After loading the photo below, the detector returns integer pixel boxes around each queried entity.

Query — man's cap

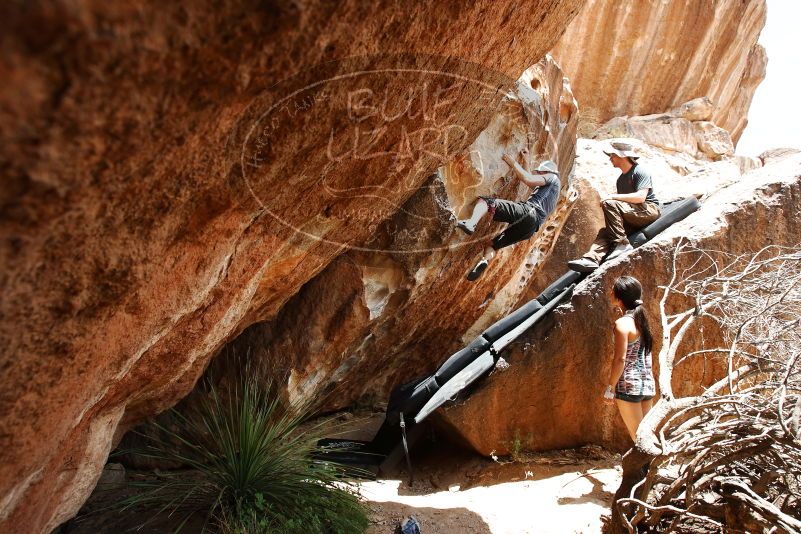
[535,160,559,174]
[603,142,640,160]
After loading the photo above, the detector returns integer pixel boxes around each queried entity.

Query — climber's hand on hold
[501,153,515,168]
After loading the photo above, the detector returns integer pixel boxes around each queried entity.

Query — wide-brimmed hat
[603,142,639,160]
[534,160,559,174]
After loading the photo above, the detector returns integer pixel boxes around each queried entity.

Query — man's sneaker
[456,220,476,235]
[467,258,489,281]
[567,258,599,273]
[606,242,634,262]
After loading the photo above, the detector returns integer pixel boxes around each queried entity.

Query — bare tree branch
[611,243,801,533]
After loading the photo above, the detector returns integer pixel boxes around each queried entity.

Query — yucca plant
[119,373,369,533]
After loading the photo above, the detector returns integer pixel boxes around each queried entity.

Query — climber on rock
[456,148,561,281]
[568,142,660,273]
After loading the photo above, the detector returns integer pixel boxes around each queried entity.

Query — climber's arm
[502,153,547,188]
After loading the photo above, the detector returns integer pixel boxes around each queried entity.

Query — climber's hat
[533,160,559,175]
[604,142,640,160]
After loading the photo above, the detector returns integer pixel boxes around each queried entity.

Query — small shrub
[507,429,533,463]
[119,374,369,533]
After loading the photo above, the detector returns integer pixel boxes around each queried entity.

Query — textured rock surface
[694,121,735,159]
[0,2,584,531]
[551,0,767,143]
[215,56,579,411]
[671,97,714,122]
[616,115,698,156]
[593,103,736,162]
[760,148,801,166]
[438,152,801,454]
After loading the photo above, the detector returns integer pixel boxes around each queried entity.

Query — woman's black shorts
[616,392,654,403]
[480,197,544,250]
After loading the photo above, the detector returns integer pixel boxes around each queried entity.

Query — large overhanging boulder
[0,2,585,531]
[551,0,767,143]
[213,55,579,412]
[436,150,801,454]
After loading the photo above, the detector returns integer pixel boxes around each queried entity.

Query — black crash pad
[630,197,701,247]
[480,298,543,343]
[434,335,491,384]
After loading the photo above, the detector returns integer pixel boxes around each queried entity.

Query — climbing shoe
[456,220,476,235]
[606,242,634,261]
[567,258,599,273]
[467,258,489,281]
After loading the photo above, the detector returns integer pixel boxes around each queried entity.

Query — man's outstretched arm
[502,152,547,188]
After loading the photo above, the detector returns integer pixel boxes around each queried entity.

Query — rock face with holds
[0,2,587,531]
[436,148,801,454]
[214,56,579,413]
[551,0,767,143]
[0,0,783,530]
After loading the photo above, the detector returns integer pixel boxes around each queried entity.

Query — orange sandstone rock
[215,56,579,413]
[0,2,583,531]
[551,0,767,144]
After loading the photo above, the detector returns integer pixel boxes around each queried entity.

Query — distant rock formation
[592,98,736,162]
[438,149,801,454]
[551,0,767,143]
[0,2,583,531]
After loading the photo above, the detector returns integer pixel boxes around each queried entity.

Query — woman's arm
[607,320,630,390]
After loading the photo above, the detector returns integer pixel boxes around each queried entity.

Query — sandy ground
[304,411,624,533]
[362,446,622,534]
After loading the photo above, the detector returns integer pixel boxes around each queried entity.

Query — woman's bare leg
[641,398,654,417]
[616,399,644,441]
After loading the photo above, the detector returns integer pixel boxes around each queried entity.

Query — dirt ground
[363,444,622,534]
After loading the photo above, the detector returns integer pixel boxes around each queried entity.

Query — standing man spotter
[456,149,560,281]
[568,142,659,273]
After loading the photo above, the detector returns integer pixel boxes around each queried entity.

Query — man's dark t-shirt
[527,174,561,216]
[616,163,658,204]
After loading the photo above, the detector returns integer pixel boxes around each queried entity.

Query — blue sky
[737,0,801,156]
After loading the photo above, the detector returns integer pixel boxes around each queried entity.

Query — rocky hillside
[551,0,767,142]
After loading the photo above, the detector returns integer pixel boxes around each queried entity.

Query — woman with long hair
[603,276,656,440]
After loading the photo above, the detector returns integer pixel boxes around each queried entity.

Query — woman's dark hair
[613,276,653,353]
